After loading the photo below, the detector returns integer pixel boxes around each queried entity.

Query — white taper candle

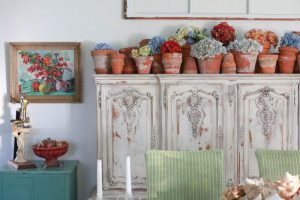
[97,159,103,198]
[126,156,132,196]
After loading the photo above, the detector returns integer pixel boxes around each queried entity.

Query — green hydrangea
[131,45,151,58]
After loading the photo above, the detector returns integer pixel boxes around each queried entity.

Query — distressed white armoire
[94,74,299,198]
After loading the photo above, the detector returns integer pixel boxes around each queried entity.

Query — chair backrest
[256,149,300,181]
[145,150,224,200]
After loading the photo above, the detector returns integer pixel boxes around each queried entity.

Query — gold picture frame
[10,42,81,103]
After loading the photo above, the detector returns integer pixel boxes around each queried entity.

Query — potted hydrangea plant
[191,38,227,74]
[91,43,116,74]
[211,22,236,73]
[278,32,300,73]
[169,26,209,69]
[160,40,182,74]
[148,36,166,74]
[228,39,262,73]
[245,29,278,53]
[130,45,153,74]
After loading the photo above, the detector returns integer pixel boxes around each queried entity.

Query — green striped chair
[145,150,224,200]
[256,149,300,181]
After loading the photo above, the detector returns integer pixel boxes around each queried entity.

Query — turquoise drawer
[0,160,77,200]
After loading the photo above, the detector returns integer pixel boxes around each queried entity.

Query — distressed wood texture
[237,81,298,182]
[94,74,300,198]
[95,75,160,190]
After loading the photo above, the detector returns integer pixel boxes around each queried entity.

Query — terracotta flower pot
[292,31,300,36]
[278,54,296,73]
[233,51,258,74]
[162,53,182,74]
[261,41,271,54]
[134,56,153,74]
[181,44,191,73]
[119,47,138,74]
[197,54,223,74]
[111,53,125,74]
[183,57,198,74]
[278,47,298,56]
[222,52,236,74]
[258,54,278,74]
[151,54,164,74]
[182,44,191,60]
[91,50,116,74]
[139,39,149,47]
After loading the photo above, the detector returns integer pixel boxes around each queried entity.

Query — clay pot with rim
[261,41,271,54]
[197,54,223,74]
[278,47,298,73]
[119,47,138,74]
[181,44,191,73]
[183,57,198,74]
[139,39,149,47]
[233,51,258,74]
[162,53,182,74]
[258,54,278,74]
[134,56,153,74]
[91,50,116,74]
[222,52,236,74]
[111,53,125,74]
[151,54,164,74]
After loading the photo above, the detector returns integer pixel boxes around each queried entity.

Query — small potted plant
[245,29,278,53]
[191,38,227,74]
[148,36,166,74]
[91,43,116,74]
[228,39,262,73]
[160,40,182,74]
[278,32,300,73]
[131,45,153,74]
[111,53,125,74]
[211,22,236,73]
[119,46,138,74]
[169,26,208,66]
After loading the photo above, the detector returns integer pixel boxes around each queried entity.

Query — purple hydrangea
[94,43,113,50]
[149,36,166,54]
[280,32,300,49]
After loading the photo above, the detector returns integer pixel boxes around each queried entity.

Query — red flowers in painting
[211,22,236,46]
[160,41,182,54]
[19,51,71,84]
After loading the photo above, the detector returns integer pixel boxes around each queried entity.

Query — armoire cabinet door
[162,81,237,185]
[97,78,160,190]
[238,82,298,182]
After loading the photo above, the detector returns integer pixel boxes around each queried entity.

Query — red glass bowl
[32,142,69,167]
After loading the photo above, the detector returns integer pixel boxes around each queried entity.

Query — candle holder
[117,193,141,200]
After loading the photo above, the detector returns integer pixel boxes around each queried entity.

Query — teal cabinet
[0,160,77,200]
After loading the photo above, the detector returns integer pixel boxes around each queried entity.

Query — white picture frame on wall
[124,0,300,20]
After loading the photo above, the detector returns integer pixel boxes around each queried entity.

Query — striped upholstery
[256,149,300,181]
[145,150,224,200]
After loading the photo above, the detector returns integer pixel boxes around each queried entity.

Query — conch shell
[275,172,300,199]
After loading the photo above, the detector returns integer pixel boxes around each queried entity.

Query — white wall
[0,0,299,199]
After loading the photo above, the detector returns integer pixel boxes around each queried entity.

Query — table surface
[0,160,78,174]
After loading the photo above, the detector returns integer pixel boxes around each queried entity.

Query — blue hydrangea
[94,43,113,50]
[148,36,166,54]
[186,31,196,45]
[280,32,300,49]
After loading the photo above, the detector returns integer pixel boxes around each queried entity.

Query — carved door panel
[238,82,298,182]
[163,82,237,185]
[98,82,159,190]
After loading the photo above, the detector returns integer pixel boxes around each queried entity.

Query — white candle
[126,156,132,196]
[97,159,103,198]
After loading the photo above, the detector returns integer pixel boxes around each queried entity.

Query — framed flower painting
[10,42,81,103]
